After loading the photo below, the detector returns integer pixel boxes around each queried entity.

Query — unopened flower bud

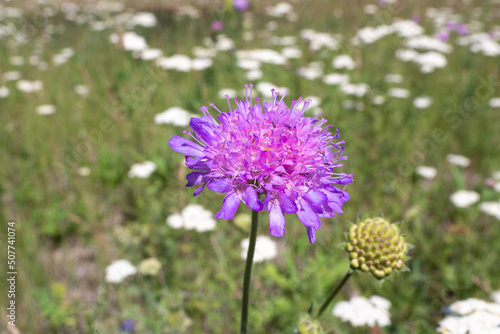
[344,216,411,280]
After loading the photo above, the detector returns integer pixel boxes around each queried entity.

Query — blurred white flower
[110,32,148,51]
[74,85,89,97]
[105,259,137,283]
[446,154,471,167]
[10,56,24,66]
[2,71,21,81]
[385,74,404,84]
[0,86,9,98]
[372,95,386,105]
[77,167,91,176]
[396,48,419,62]
[240,235,278,263]
[167,204,216,232]
[301,29,341,50]
[332,295,391,327]
[218,88,237,99]
[323,73,349,85]
[351,25,393,46]
[236,49,286,65]
[364,4,378,14]
[36,104,56,115]
[130,12,157,28]
[479,202,500,220]
[154,107,192,126]
[156,55,192,71]
[392,20,424,38]
[438,298,500,334]
[192,46,216,58]
[127,161,157,178]
[388,88,410,98]
[237,59,261,71]
[413,96,433,109]
[414,51,447,73]
[267,2,293,17]
[191,58,212,70]
[245,69,263,81]
[342,100,364,111]
[341,83,369,97]
[16,80,43,93]
[297,65,323,80]
[281,46,302,59]
[140,48,162,61]
[450,190,480,208]
[137,257,162,276]
[332,55,355,70]
[491,291,500,304]
[215,35,235,51]
[416,166,437,179]
[489,98,500,108]
[405,35,452,54]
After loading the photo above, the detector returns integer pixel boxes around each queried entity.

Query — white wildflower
[154,107,192,126]
[127,161,157,178]
[416,166,437,179]
[450,190,480,208]
[332,295,391,327]
[240,236,278,263]
[446,154,470,167]
[105,259,137,284]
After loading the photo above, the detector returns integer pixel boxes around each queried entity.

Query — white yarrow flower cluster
[127,161,157,178]
[332,295,391,327]
[105,259,137,283]
[437,298,500,334]
[36,104,56,115]
[446,154,471,168]
[416,166,437,179]
[154,107,192,126]
[450,190,480,208]
[167,204,216,232]
[240,236,278,263]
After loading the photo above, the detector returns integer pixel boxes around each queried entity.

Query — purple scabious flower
[211,21,223,32]
[233,0,249,11]
[120,318,134,332]
[169,85,353,243]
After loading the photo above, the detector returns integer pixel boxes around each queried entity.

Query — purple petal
[207,179,232,193]
[305,226,316,243]
[189,117,217,144]
[278,194,298,213]
[305,190,327,206]
[215,192,240,219]
[296,198,321,229]
[169,136,205,157]
[242,186,263,211]
[269,203,285,237]
[186,172,206,187]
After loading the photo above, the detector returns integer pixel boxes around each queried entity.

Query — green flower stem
[240,209,259,334]
[316,270,353,319]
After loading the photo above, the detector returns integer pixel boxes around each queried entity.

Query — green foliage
[1,0,500,333]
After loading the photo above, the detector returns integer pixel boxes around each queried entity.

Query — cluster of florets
[345,216,409,279]
[169,84,353,243]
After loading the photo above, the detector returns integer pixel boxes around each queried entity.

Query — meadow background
[1,0,500,333]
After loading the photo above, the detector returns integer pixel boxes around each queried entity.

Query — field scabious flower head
[169,84,353,243]
[344,216,410,280]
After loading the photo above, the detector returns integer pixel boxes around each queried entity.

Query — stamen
[210,102,222,114]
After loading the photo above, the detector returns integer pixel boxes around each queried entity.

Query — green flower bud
[345,215,411,280]
[295,314,325,334]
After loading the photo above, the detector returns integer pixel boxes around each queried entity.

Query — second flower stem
[316,270,353,319]
[240,209,259,334]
